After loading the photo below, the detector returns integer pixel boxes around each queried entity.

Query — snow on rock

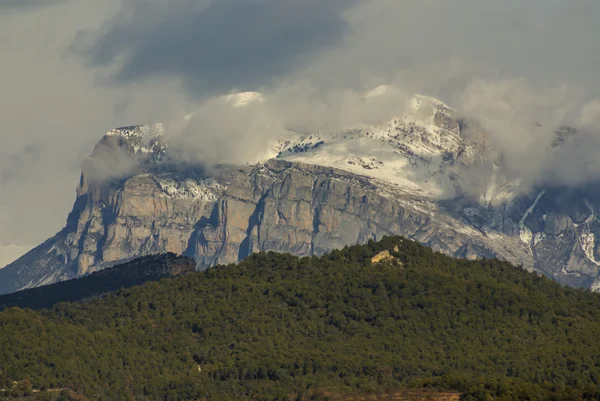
[99,91,500,203]
[156,177,226,201]
[346,156,383,170]
[591,278,600,293]
[104,124,167,156]
[102,92,466,199]
[579,228,599,266]
[518,190,546,249]
[578,210,600,267]
[106,123,164,141]
[273,94,465,198]
[519,226,533,249]
[533,231,546,246]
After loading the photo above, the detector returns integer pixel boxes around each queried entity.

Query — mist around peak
[80,80,600,211]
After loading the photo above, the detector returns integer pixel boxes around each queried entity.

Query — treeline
[1,236,600,400]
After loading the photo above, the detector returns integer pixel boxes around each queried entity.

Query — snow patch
[533,231,546,246]
[105,124,166,155]
[579,229,599,266]
[591,278,600,293]
[106,124,163,139]
[519,226,533,248]
[156,177,226,201]
[273,94,465,199]
[518,190,546,248]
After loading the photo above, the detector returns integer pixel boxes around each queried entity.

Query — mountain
[2,237,600,400]
[2,92,600,293]
[0,252,194,310]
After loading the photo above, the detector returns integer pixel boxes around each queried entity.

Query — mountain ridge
[0,252,194,310]
[3,92,600,293]
[0,157,535,295]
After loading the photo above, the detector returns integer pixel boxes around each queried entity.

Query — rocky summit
[2,92,600,294]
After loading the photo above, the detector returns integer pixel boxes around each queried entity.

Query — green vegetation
[1,236,600,400]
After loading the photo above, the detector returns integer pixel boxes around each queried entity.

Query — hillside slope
[0,253,194,310]
[1,237,600,400]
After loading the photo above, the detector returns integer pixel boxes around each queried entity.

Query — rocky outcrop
[370,248,403,267]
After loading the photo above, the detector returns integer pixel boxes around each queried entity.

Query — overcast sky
[2,0,600,247]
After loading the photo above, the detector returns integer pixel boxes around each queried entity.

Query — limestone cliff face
[0,153,530,295]
[190,161,530,269]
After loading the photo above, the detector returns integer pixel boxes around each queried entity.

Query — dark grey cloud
[299,0,600,100]
[73,0,600,101]
[74,0,358,97]
[0,0,65,9]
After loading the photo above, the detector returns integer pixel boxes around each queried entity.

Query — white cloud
[0,0,185,244]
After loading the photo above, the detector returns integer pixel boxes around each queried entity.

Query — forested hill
[0,253,195,310]
[2,237,600,401]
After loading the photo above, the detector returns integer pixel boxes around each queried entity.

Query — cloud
[73,0,358,97]
[71,0,600,99]
[0,0,65,10]
[304,0,600,98]
[64,0,600,182]
[450,78,600,193]
[165,83,413,166]
[0,0,184,245]
[3,0,600,249]
[457,79,571,181]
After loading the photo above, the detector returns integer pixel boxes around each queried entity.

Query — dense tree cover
[1,236,600,400]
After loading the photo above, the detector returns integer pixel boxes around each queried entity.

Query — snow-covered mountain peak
[362,87,454,117]
[272,94,465,198]
[409,94,455,114]
[401,94,458,135]
[106,123,164,140]
[100,124,167,156]
[93,93,474,199]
